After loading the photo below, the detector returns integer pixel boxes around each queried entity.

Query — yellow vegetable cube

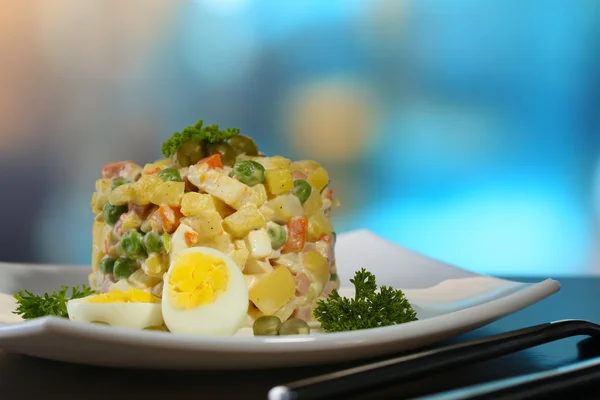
[302,251,329,288]
[203,232,233,253]
[307,212,334,241]
[108,183,134,206]
[307,167,329,192]
[222,206,266,238]
[252,184,267,207]
[142,163,165,175]
[91,220,107,272]
[120,212,143,233]
[142,253,169,278]
[245,258,274,275]
[245,229,272,258]
[181,193,216,216]
[180,210,224,240]
[213,196,236,218]
[248,267,295,315]
[128,268,162,289]
[94,179,112,209]
[255,156,291,170]
[264,194,304,224]
[91,192,101,213]
[230,248,250,270]
[132,175,163,206]
[151,181,185,207]
[258,204,275,222]
[302,188,323,217]
[265,168,294,195]
[154,158,173,167]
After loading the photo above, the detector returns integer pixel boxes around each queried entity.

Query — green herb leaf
[161,119,240,157]
[313,269,418,333]
[13,285,95,320]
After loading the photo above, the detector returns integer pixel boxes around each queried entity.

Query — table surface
[1,276,600,400]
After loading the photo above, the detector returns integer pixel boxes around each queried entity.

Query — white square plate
[0,230,560,370]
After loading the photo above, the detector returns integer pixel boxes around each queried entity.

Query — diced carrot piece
[144,166,161,176]
[184,231,200,246]
[197,154,223,169]
[281,217,308,254]
[149,205,182,234]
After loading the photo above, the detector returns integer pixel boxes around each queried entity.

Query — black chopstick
[268,320,600,400]
[420,355,600,399]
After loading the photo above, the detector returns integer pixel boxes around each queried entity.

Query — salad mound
[88,119,340,331]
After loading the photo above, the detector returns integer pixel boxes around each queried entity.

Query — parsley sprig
[13,285,94,320]
[161,119,240,157]
[314,269,418,333]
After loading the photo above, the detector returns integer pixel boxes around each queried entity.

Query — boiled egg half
[67,288,163,329]
[161,246,248,336]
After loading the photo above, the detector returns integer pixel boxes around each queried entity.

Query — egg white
[161,246,248,336]
[170,223,196,258]
[67,296,163,329]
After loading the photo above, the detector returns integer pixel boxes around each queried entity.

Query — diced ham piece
[295,271,311,295]
[292,306,313,322]
[102,161,142,180]
[292,170,308,181]
[322,280,338,298]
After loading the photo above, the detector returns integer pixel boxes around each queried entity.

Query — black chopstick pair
[269,319,600,400]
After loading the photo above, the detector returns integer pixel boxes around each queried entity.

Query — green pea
[330,273,339,282]
[206,142,237,167]
[158,168,182,182]
[102,202,128,225]
[253,316,282,336]
[113,257,138,280]
[279,318,311,335]
[111,178,130,190]
[231,160,266,186]
[143,231,163,254]
[120,231,147,259]
[291,180,312,204]
[163,233,172,253]
[228,135,259,156]
[176,140,206,167]
[99,256,116,275]
[266,222,287,250]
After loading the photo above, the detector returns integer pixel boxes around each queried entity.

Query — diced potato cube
[92,220,107,272]
[307,212,333,241]
[265,168,294,195]
[120,212,143,233]
[249,267,295,314]
[254,156,291,170]
[181,193,216,216]
[142,253,169,278]
[213,196,236,218]
[203,232,234,253]
[188,166,253,210]
[132,175,163,206]
[264,194,304,224]
[95,179,113,209]
[222,206,266,238]
[245,258,274,275]
[108,183,134,206]
[230,248,250,270]
[88,272,98,290]
[154,158,173,167]
[128,268,162,289]
[303,188,323,217]
[302,251,329,288]
[234,239,248,250]
[252,184,267,207]
[151,181,185,207]
[109,279,134,292]
[307,167,329,192]
[180,210,223,240]
[259,204,275,221]
[245,229,273,258]
[91,192,101,213]
[142,163,165,175]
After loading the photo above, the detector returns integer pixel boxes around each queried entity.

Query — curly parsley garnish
[314,269,418,333]
[13,285,95,320]
[161,119,240,157]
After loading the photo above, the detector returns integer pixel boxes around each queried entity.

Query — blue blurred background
[1,0,600,276]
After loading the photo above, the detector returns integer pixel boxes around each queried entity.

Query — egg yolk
[168,252,229,309]
[87,288,160,304]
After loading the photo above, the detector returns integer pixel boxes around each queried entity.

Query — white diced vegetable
[244,229,273,258]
